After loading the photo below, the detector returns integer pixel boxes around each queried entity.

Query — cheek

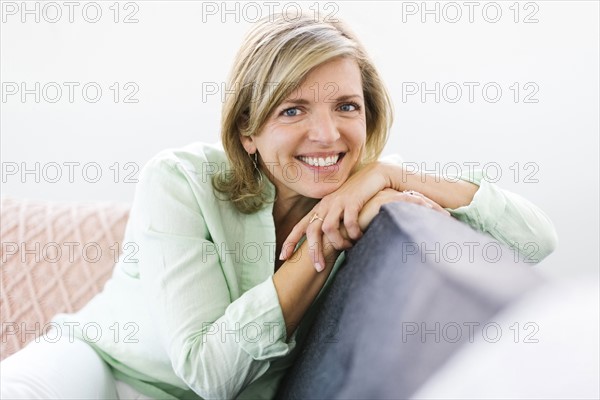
[263,129,300,154]
[349,123,367,147]
[342,116,366,135]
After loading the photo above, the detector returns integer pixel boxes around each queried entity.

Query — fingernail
[279,251,285,260]
[315,263,323,272]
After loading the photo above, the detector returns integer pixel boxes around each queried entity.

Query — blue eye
[282,107,301,117]
[339,102,360,112]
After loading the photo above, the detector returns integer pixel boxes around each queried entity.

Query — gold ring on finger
[309,213,325,224]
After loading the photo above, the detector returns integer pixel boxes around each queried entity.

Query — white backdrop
[2,1,598,281]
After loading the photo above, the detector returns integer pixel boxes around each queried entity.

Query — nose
[307,109,340,144]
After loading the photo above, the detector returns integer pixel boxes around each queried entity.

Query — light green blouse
[53,141,557,399]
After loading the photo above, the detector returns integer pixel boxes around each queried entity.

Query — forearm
[383,163,479,209]
[380,162,557,261]
[273,239,341,340]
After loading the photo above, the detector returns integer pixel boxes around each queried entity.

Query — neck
[273,192,319,229]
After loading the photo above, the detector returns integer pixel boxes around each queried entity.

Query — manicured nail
[315,263,323,272]
[279,251,285,260]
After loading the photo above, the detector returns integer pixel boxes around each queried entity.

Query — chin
[301,184,341,199]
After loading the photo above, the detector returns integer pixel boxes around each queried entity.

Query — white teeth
[297,154,340,167]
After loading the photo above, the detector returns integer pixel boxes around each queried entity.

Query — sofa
[276,201,543,399]
[274,202,597,399]
[1,197,597,399]
[0,197,130,360]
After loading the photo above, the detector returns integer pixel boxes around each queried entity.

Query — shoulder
[143,141,228,173]
[131,141,234,214]
[139,141,230,188]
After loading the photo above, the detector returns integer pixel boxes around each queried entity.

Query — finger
[306,221,326,272]
[321,208,349,250]
[404,194,450,217]
[338,224,356,249]
[343,204,363,241]
[324,230,354,251]
[280,215,310,260]
[409,192,451,216]
[397,193,432,209]
[422,198,451,216]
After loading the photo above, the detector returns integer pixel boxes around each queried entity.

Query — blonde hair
[213,13,394,214]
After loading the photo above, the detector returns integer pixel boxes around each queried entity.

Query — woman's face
[242,56,367,200]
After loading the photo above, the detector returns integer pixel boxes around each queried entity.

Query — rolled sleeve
[447,169,558,263]
[224,276,297,361]
[447,170,507,232]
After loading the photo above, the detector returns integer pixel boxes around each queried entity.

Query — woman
[1,13,557,400]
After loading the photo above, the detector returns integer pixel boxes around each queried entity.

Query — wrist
[378,162,402,191]
[322,239,342,260]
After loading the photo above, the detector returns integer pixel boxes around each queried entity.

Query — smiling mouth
[295,152,346,168]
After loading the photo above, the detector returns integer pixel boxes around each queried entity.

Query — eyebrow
[280,94,363,105]
[336,94,363,102]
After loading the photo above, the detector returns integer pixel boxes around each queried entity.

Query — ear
[240,134,256,154]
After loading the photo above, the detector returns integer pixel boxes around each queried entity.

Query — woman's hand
[278,162,387,271]
[357,188,450,230]
[280,185,451,272]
